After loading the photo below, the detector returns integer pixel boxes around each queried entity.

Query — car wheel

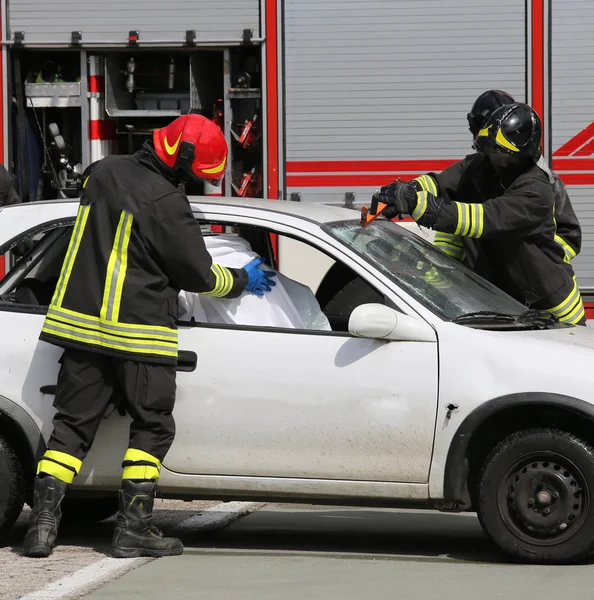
[477,428,594,564]
[0,434,26,535]
[61,497,119,524]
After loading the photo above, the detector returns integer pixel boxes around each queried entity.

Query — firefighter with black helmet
[447,89,581,264]
[23,114,276,559]
[377,102,586,325]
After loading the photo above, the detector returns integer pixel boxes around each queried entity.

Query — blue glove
[244,257,277,296]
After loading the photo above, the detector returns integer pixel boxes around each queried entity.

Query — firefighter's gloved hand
[244,257,277,296]
[376,181,417,218]
[410,191,445,229]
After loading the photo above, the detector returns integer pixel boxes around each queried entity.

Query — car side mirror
[348,304,435,342]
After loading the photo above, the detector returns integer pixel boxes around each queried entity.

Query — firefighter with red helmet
[23,114,276,559]
[435,89,581,265]
[377,103,586,325]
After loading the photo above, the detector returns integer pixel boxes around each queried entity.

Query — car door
[163,226,439,484]
[0,221,130,488]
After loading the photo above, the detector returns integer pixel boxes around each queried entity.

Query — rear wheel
[477,428,594,564]
[0,434,26,536]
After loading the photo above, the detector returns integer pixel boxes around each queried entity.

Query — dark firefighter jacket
[40,145,248,365]
[413,154,584,324]
[0,164,21,206]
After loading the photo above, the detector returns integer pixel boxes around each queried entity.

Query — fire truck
[0,0,593,313]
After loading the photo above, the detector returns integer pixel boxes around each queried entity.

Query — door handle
[40,385,57,395]
[177,350,197,372]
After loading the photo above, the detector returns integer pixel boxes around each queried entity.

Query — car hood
[436,321,594,411]
[503,323,594,352]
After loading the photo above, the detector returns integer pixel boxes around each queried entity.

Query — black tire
[60,497,119,524]
[0,434,26,536]
[477,428,594,564]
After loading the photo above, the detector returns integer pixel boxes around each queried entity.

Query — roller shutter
[284,0,526,205]
[551,0,594,290]
[7,0,260,45]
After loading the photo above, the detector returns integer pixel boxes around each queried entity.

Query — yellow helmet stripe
[202,156,227,174]
[495,128,520,152]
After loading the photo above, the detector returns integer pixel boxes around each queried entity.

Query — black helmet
[474,103,542,163]
[467,89,516,137]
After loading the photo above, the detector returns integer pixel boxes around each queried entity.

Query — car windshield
[324,219,529,322]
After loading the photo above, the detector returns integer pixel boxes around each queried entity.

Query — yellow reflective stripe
[122,465,160,480]
[122,448,161,480]
[37,459,77,484]
[112,215,133,322]
[412,176,428,193]
[82,176,89,189]
[42,320,178,358]
[52,204,91,307]
[37,450,83,484]
[202,263,234,298]
[467,203,484,238]
[563,299,585,324]
[43,450,83,473]
[49,305,177,337]
[412,191,428,220]
[212,264,225,296]
[548,280,579,314]
[478,125,491,137]
[454,203,464,235]
[554,234,577,262]
[463,204,471,236]
[123,448,162,469]
[101,211,134,322]
[47,308,177,342]
[454,203,483,238]
[219,265,233,296]
[414,175,438,196]
[496,128,520,152]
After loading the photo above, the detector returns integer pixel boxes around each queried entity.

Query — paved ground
[0,500,257,600]
[86,504,592,600]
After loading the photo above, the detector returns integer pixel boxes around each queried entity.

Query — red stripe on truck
[287,160,458,174]
[88,75,105,94]
[89,120,117,141]
[531,0,545,151]
[288,173,425,187]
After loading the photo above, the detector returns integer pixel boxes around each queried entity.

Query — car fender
[442,392,594,510]
[0,394,44,471]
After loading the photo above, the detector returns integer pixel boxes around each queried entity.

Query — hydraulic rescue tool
[360,177,410,227]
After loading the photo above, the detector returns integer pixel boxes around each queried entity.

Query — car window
[324,219,529,321]
[0,225,73,307]
[177,224,388,335]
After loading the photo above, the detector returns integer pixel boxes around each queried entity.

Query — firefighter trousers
[43,349,176,478]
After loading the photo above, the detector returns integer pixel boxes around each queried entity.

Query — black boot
[112,480,183,558]
[23,475,68,558]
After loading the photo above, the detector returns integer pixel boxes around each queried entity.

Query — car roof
[0,196,361,226]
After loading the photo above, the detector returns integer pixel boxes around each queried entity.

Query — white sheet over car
[178,235,331,331]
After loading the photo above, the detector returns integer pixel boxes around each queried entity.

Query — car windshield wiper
[452,309,559,327]
[452,311,519,324]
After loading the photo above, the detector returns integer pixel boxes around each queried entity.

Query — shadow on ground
[178,505,509,564]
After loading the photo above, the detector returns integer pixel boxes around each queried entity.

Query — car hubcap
[498,453,589,546]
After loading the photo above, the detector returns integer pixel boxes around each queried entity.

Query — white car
[1,197,594,565]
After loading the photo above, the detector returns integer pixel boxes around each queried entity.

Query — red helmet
[153,114,228,182]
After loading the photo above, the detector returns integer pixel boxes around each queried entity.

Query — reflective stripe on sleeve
[454,202,484,238]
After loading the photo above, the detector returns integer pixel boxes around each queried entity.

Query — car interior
[0,220,387,333]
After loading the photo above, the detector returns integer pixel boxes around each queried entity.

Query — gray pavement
[85,504,592,600]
